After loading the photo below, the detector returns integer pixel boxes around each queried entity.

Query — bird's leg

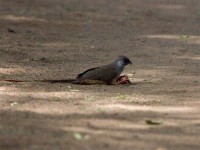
[116,75,131,85]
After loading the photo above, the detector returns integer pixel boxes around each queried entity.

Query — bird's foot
[116,75,131,85]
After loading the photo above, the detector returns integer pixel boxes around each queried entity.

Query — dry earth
[0,0,200,150]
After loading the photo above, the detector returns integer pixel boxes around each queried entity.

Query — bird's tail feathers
[39,79,76,83]
[0,79,76,83]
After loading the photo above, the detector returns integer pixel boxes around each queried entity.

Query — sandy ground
[0,0,200,150]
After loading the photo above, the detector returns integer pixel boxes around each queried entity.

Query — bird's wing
[76,67,100,79]
[76,64,118,84]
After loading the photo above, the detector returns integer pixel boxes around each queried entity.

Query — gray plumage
[75,56,132,85]
[1,56,132,84]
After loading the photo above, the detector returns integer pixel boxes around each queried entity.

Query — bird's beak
[128,60,132,65]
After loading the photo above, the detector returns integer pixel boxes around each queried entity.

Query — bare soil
[0,0,200,150]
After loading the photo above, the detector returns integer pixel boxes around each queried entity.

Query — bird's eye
[125,59,129,63]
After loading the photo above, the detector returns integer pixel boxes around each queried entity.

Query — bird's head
[116,55,132,68]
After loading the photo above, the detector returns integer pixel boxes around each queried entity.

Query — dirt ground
[0,0,200,150]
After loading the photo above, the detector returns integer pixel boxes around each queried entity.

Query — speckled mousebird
[1,56,132,85]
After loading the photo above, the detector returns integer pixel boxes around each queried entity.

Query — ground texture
[0,0,200,150]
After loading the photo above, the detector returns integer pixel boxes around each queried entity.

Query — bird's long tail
[39,79,76,83]
[0,79,76,83]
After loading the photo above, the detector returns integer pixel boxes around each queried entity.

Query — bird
[1,56,132,85]
[73,55,132,85]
